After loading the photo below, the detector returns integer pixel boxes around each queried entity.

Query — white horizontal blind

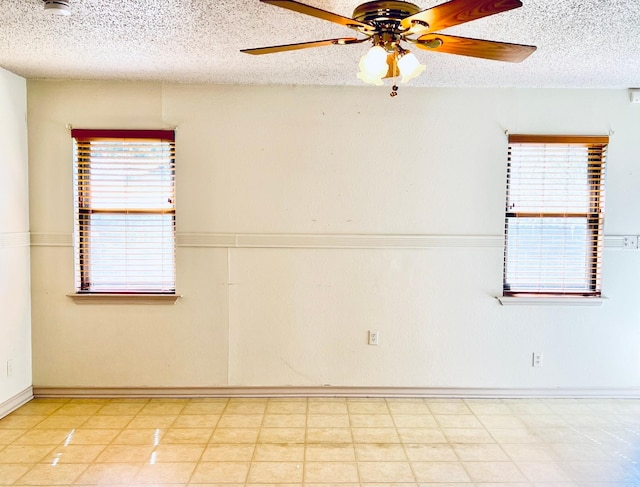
[503,135,607,296]
[72,129,176,293]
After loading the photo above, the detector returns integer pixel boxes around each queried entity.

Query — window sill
[67,293,182,305]
[497,296,607,307]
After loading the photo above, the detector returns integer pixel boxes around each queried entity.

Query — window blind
[72,129,176,293]
[503,135,608,296]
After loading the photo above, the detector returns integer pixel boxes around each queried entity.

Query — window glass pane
[87,214,175,292]
[504,217,593,293]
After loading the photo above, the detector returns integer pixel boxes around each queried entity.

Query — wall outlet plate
[532,352,543,367]
[368,330,379,346]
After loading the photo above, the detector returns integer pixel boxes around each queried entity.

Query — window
[72,129,176,294]
[503,135,608,296]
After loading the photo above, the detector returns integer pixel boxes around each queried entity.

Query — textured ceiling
[0,0,639,88]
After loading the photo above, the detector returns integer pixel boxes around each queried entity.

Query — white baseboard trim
[32,386,640,399]
[0,387,34,419]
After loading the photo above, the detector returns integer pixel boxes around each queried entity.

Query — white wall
[28,81,640,391]
[0,67,32,408]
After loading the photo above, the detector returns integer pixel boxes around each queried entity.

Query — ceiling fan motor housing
[352,1,421,24]
[43,0,71,16]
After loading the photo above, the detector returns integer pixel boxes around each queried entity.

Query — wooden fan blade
[260,0,374,31]
[416,33,536,62]
[241,38,359,55]
[401,0,522,33]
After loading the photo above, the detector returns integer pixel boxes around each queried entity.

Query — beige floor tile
[488,428,543,444]
[442,428,495,444]
[133,461,196,483]
[304,461,359,483]
[501,443,557,462]
[225,400,267,415]
[12,402,63,416]
[42,444,106,464]
[161,428,213,444]
[94,444,155,463]
[397,427,447,444]
[210,427,260,444]
[404,444,457,462]
[435,414,483,428]
[262,413,306,427]
[306,427,352,443]
[306,414,350,428]
[516,460,572,482]
[350,414,395,427]
[56,403,104,416]
[201,443,255,461]
[189,461,250,483]
[0,464,32,484]
[347,400,390,414]
[392,414,438,428]
[0,429,27,445]
[247,461,303,483]
[113,428,165,445]
[95,402,147,415]
[74,462,140,484]
[452,443,510,461]
[465,402,512,415]
[477,414,526,429]
[79,415,134,429]
[358,461,415,482]
[127,414,178,429]
[426,402,472,415]
[265,400,308,414]
[355,444,407,461]
[181,401,228,415]
[351,427,400,443]
[172,414,219,428]
[150,444,205,462]
[253,443,304,461]
[305,444,356,461]
[386,399,430,415]
[307,401,348,415]
[463,461,528,482]
[218,414,263,428]
[0,415,47,429]
[138,402,187,416]
[67,428,120,445]
[550,442,611,461]
[0,444,54,463]
[411,461,471,482]
[258,427,306,443]
[14,462,89,484]
[12,429,69,445]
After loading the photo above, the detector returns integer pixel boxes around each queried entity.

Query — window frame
[71,129,176,295]
[502,134,608,298]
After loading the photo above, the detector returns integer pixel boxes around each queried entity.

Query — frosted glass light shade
[356,46,388,85]
[397,52,426,83]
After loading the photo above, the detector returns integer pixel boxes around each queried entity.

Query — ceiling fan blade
[401,0,522,33]
[416,33,536,62]
[241,38,360,55]
[260,0,374,31]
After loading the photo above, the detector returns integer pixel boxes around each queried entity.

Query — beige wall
[0,67,31,406]
[28,81,640,390]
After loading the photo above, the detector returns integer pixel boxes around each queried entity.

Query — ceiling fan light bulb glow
[397,52,426,83]
[360,46,389,77]
[356,70,384,86]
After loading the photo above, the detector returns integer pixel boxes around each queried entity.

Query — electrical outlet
[368,330,379,346]
[623,236,638,249]
[6,359,13,377]
[532,352,543,367]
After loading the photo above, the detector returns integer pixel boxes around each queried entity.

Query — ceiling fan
[241,0,536,92]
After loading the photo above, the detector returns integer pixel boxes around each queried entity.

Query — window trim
[502,134,608,298]
[72,129,177,294]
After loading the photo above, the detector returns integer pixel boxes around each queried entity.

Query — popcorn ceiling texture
[0,0,638,87]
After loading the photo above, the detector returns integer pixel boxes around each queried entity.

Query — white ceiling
[1,0,639,88]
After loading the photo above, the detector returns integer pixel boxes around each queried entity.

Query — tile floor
[0,397,639,486]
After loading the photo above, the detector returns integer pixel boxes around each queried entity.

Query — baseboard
[0,386,34,418]
[32,385,640,399]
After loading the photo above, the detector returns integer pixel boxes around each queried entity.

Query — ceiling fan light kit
[242,0,537,96]
[43,0,71,16]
